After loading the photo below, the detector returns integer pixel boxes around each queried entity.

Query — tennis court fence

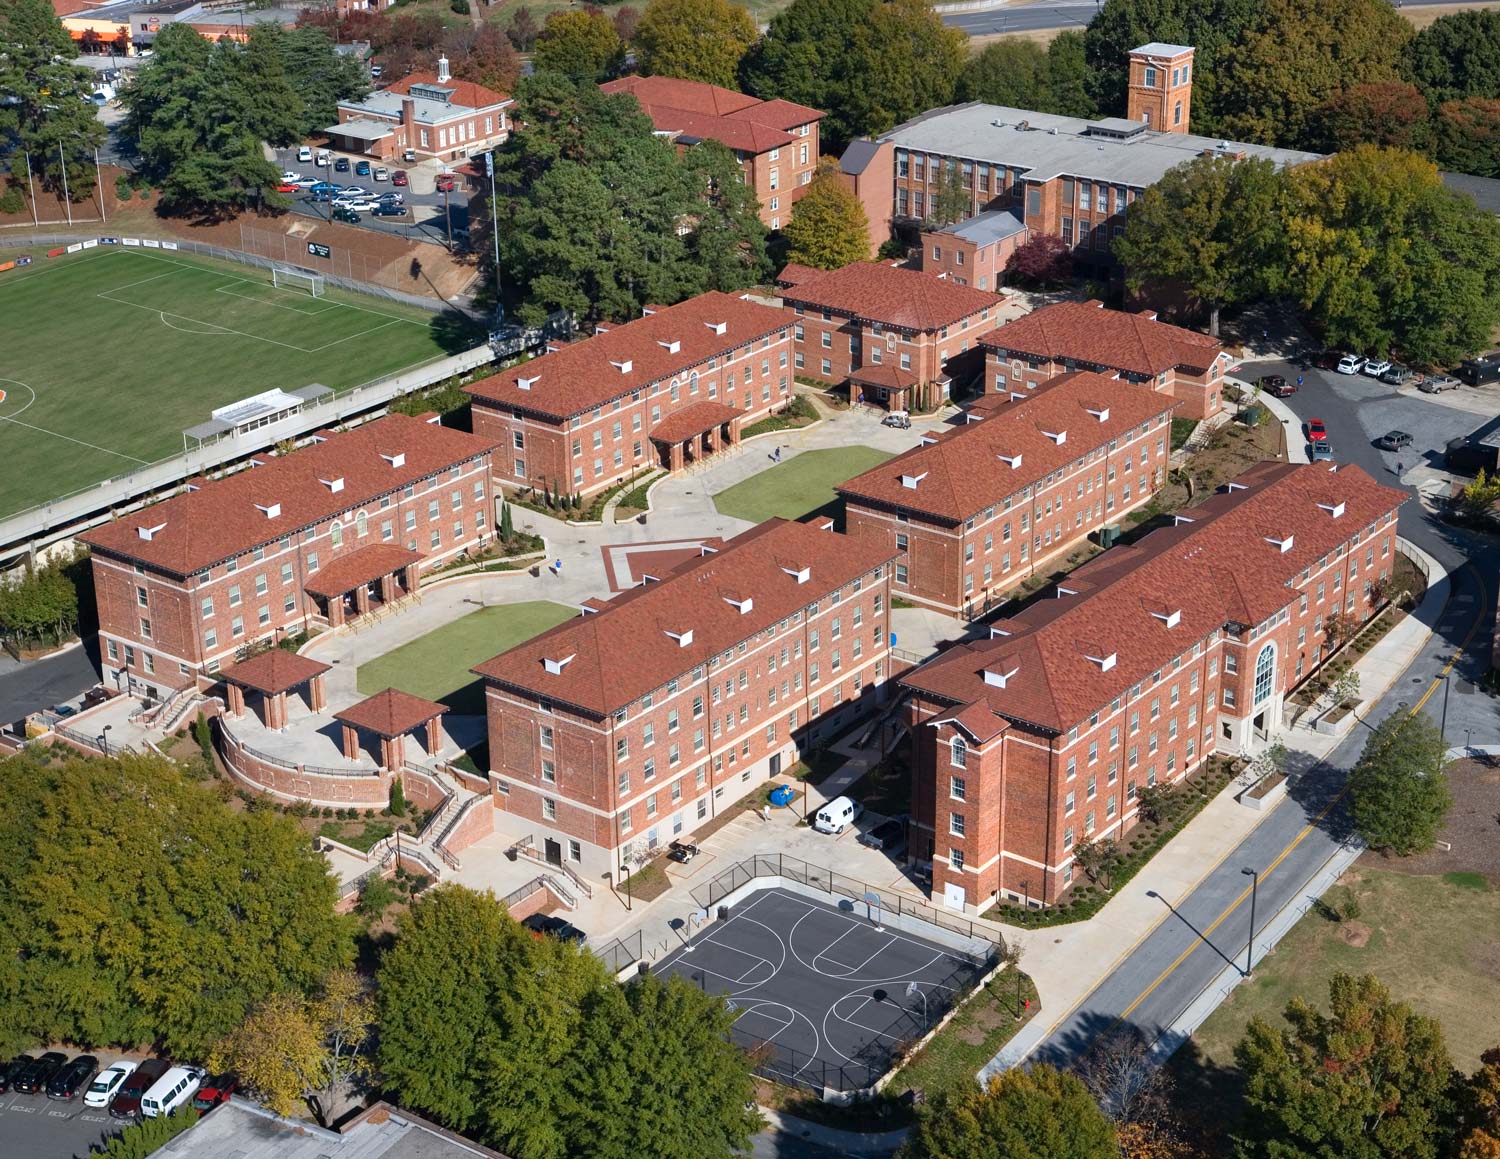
[690,853,1005,954]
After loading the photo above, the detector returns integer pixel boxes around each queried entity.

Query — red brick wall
[984,350,1227,421]
[401,767,450,812]
[838,140,894,257]
[745,122,820,230]
[918,229,1022,292]
[789,303,996,401]
[219,723,392,807]
[437,795,496,858]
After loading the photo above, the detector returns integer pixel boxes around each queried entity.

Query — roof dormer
[1085,406,1110,422]
[610,359,633,375]
[705,320,728,336]
[543,654,576,675]
[665,627,694,647]
[997,452,1023,469]
[380,452,406,469]
[781,564,810,584]
[1083,646,1117,671]
[1264,532,1295,553]
[320,476,345,493]
[1151,608,1182,628]
[900,471,928,490]
[255,502,281,519]
[723,595,754,614]
[1041,428,1066,445]
[517,374,539,391]
[1318,500,1346,519]
[137,522,167,541]
[983,663,1020,688]
[658,340,681,355]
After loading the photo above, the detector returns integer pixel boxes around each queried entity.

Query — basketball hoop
[864,890,884,931]
[685,907,709,952]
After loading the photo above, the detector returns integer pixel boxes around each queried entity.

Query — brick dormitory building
[82,415,498,695]
[464,292,796,500]
[838,371,1178,616]
[980,299,1233,420]
[899,461,1407,912]
[471,519,897,879]
[778,261,1004,410]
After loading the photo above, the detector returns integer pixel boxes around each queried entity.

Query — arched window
[355,510,368,538]
[950,735,967,769]
[1253,643,1276,705]
[330,521,343,548]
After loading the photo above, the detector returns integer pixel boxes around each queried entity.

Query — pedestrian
[1395,459,1404,476]
[553,558,563,576]
[760,804,771,823]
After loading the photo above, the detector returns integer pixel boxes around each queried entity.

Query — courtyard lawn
[711,446,893,525]
[355,601,575,715]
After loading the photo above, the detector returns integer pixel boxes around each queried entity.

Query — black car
[371,202,406,217]
[47,1054,98,1100]
[13,1051,67,1094]
[1374,430,1414,451]
[0,1056,31,1093]
[521,914,586,944]
[334,157,350,172]
[858,817,909,855]
[1256,374,1296,398]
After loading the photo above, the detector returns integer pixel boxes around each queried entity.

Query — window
[951,775,966,800]
[951,848,965,871]
[951,736,967,767]
[540,725,554,750]
[1253,643,1276,705]
[949,813,966,837]
[542,759,556,784]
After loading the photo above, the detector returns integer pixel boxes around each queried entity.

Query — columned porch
[650,401,742,472]
[333,687,449,771]
[219,650,331,732]
[304,544,423,628]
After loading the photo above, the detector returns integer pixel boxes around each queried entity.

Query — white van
[813,795,862,835]
[316,149,330,167]
[141,1066,203,1118]
[297,145,313,163]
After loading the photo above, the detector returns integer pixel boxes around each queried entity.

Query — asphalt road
[942,0,1486,36]
[0,1085,124,1159]
[1028,350,1498,1071]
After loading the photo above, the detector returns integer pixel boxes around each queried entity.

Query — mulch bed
[1356,757,1500,884]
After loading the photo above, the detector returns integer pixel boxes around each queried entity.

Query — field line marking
[0,247,121,292]
[0,416,151,464]
[213,282,339,317]
[303,318,401,352]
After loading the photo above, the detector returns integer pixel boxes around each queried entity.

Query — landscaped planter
[1238,770,1288,812]
[1315,701,1360,736]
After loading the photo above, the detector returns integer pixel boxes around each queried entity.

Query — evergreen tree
[499,501,514,541]
[782,159,870,269]
[636,0,758,89]
[1404,10,1500,108]
[1348,710,1453,855]
[905,1064,1118,1159]
[682,140,770,291]
[0,0,107,197]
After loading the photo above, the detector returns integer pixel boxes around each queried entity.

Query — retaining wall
[219,725,391,807]
[401,767,449,812]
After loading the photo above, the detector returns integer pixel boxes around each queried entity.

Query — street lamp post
[100,724,113,756]
[1241,867,1259,978]
[1437,673,1452,774]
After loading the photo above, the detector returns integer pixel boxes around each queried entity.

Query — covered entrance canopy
[220,649,331,731]
[333,688,448,769]
[849,364,920,411]
[304,544,422,627]
[650,401,742,471]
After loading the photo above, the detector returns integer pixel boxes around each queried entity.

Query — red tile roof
[601,77,822,154]
[780,262,1004,333]
[334,688,447,737]
[220,649,331,696]
[463,292,795,421]
[901,462,1407,731]
[474,519,897,716]
[775,263,824,288]
[650,400,741,443]
[388,71,511,111]
[979,300,1226,377]
[849,364,919,390]
[303,544,423,599]
[838,373,1176,523]
[80,415,498,577]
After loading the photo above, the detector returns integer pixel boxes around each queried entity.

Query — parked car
[334,157,350,172]
[521,914,586,943]
[332,206,361,224]
[403,147,417,163]
[373,166,389,181]
[1257,374,1296,397]
[1418,374,1461,394]
[813,795,863,835]
[1336,354,1365,375]
[1374,430,1414,451]
[1313,350,1343,370]
[297,145,312,163]
[310,181,339,194]
[435,172,456,192]
[315,149,330,166]
[392,169,409,186]
[47,1054,98,1100]
[857,817,908,855]
[85,1060,138,1109]
[191,1072,238,1114]
[354,160,371,176]
[311,189,334,202]
[370,63,383,78]
[882,410,911,428]
[371,202,406,217]
[110,1058,170,1119]
[336,185,368,196]
[333,196,378,211]
[13,1051,67,1094]
[1380,364,1414,386]
[1362,358,1391,378]
[1311,439,1334,462]
[292,175,319,188]
[0,1056,31,1094]
[667,841,699,863]
[1307,418,1327,442]
[142,1065,204,1119]
[275,181,298,193]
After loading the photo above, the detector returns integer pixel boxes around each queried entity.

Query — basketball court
[655,887,989,1092]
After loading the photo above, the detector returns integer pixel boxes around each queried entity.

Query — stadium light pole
[22,151,38,226]
[57,140,73,227]
[486,150,501,321]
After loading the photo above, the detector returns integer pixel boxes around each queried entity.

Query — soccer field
[0,247,474,520]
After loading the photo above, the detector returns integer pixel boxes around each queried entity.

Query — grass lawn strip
[711,446,893,524]
[355,600,575,714]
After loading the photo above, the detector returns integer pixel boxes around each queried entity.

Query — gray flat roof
[942,208,1026,246]
[881,103,1322,188]
[328,118,395,141]
[1443,171,1500,215]
[158,1101,508,1159]
[1133,42,1193,57]
[339,89,505,125]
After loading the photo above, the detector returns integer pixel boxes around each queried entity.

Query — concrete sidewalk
[980,536,1448,1075]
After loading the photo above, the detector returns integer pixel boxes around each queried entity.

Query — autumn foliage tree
[1460,1048,1500,1159]
[782,159,870,269]
[904,1064,1118,1159]
[1314,82,1431,153]
[636,0,758,89]
[532,8,624,81]
[1004,232,1073,289]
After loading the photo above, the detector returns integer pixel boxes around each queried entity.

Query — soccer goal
[272,267,326,297]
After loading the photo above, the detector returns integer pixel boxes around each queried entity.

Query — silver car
[1418,374,1460,394]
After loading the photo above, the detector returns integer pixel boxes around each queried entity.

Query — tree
[1347,710,1453,856]
[1404,10,1500,107]
[930,161,970,226]
[1282,145,1500,367]
[612,5,641,44]
[94,1109,198,1159]
[955,37,1052,108]
[741,0,962,146]
[1044,31,1095,119]
[1233,972,1460,1159]
[904,1064,1118,1159]
[0,750,353,1058]
[442,22,522,94]
[1076,1026,1173,1127]
[532,8,624,82]
[1071,837,1121,889]
[259,24,369,136]
[1457,467,1500,523]
[0,547,85,651]
[1005,232,1073,289]
[1314,83,1431,153]
[1082,0,1260,135]
[782,159,870,269]
[499,500,515,540]
[0,0,107,198]
[210,970,373,1122]
[1437,98,1500,179]
[1459,1049,1500,1159]
[1113,153,1285,337]
[505,5,539,51]
[682,140,770,290]
[1216,0,1412,149]
[636,0,757,88]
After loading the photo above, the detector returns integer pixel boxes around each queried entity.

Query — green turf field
[356,600,576,715]
[0,247,473,519]
[711,446,894,524]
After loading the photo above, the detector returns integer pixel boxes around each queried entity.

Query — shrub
[0,183,25,216]
[390,778,408,818]
[193,712,215,766]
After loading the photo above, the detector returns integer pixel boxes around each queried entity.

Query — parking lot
[270,145,473,250]
[0,1087,124,1159]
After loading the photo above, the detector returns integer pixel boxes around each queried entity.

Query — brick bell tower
[1127,43,1195,133]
